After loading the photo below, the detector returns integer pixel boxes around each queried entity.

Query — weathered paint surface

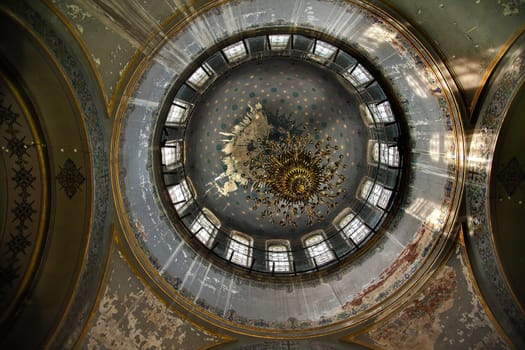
[81,249,223,350]
[358,242,509,349]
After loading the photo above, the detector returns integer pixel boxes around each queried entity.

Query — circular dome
[158,35,407,275]
[113,0,465,337]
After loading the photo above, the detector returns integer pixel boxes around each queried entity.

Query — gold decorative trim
[469,24,525,118]
[42,0,110,119]
[483,74,525,318]
[458,225,516,349]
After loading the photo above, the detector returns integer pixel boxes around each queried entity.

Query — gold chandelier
[241,111,347,227]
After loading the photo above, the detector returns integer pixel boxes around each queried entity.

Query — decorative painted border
[465,31,525,343]
[3,1,111,348]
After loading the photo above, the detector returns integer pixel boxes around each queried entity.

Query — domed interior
[186,58,366,237]
[159,34,406,275]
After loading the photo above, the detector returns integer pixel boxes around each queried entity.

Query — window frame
[227,231,253,267]
[222,41,248,63]
[266,241,292,272]
[303,231,335,267]
[190,208,220,248]
[168,179,192,212]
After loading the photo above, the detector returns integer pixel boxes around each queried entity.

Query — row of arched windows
[159,32,405,273]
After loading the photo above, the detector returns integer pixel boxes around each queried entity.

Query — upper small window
[187,66,211,88]
[222,41,247,63]
[313,40,337,58]
[269,34,290,51]
[359,178,392,209]
[161,140,182,167]
[377,188,393,210]
[372,142,400,167]
[267,242,292,272]
[190,208,220,248]
[343,64,373,86]
[228,232,253,267]
[309,40,337,63]
[335,210,371,244]
[369,101,394,123]
[168,180,192,212]
[304,232,335,266]
[166,100,191,125]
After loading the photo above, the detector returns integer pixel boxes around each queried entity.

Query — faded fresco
[355,240,509,349]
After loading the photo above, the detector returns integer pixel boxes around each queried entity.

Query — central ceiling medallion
[224,103,346,227]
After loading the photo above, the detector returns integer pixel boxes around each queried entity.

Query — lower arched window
[190,208,220,248]
[267,241,292,272]
[227,231,253,267]
[304,232,335,267]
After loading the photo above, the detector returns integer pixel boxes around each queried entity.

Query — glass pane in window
[347,220,369,243]
[187,66,210,88]
[267,244,291,272]
[161,140,181,166]
[337,213,370,244]
[305,234,335,266]
[167,101,190,125]
[372,142,399,167]
[223,41,247,62]
[269,34,290,51]
[228,233,252,267]
[190,211,218,247]
[368,183,382,206]
[388,146,400,167]
[344,64,373,86]
[168,180,191,212]
[369,101,394,123]
[377,188,393,209]
[313,40,337,58]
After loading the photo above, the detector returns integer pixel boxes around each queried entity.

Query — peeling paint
[498,0,525,15]
[65,4,92,21]
[366,265,457,349]
[83,251,223,350]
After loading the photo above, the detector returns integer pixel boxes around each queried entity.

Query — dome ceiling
[4,0,525,348]
[161,37,407,275]
[184,57,367,237]
[112,0,465,337]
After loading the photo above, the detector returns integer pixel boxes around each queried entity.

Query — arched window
[309,40,337,63]
[304,231,335,266]
[343,64,373,86]
[227,231,253,267]
[267,241,292,272]
[187,65,213,88]
[166,99,191,125]
[161,140,182,168]
[334,209,371,245]
[222,41,247,63]
[168,179,192,212]
[359,178,393,210]
[190,208,220,248]
[371,142,400,167]
[368,101,394,123]
[268,34,290,51]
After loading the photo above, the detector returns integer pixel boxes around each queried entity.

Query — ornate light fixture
[237,104,347,227]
